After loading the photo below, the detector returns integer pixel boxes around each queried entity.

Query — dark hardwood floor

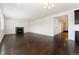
[0,32,79,55]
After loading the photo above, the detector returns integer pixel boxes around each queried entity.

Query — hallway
[0,32,79,55]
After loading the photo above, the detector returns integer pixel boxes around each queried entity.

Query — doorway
[54,15,68,42]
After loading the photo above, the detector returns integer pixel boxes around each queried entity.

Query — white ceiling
[1,3,79,20]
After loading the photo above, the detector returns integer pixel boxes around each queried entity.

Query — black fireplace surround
[75,31,79,43]
[16,27,24,34]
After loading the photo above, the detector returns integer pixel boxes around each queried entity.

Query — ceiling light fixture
[43,3,54,9]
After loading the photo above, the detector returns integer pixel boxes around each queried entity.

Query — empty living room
[1,2,79,56]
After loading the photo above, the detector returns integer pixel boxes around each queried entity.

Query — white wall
[29,8,79,41]
[29,11,70,38]
[5,19,29,34]
[5,14,62,37]
[29,16,64,37]
[53,18,64,35]
[29,16,54,36]
[0,8,4,42]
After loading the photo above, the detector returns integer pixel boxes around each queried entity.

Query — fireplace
[75,31,79,43]
[16,27,24,34]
